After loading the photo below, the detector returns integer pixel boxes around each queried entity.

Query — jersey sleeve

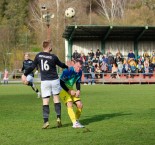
[55,55,68,69]
[77,71,82,83]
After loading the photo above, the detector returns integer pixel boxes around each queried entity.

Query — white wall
[72,40,101,55]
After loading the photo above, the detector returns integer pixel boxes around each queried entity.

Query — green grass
[0,84,155,145]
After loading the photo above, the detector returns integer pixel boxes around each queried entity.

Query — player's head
[42,40,52,52]
[24,53,29,60]
[74,59,83,73]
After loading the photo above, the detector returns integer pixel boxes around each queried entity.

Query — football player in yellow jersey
[60,59,84,128]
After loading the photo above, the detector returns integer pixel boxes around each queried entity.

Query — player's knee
[42,97,50,105]
[24,81,28,85]
[53,95,60,103]
[67,101,73,108]
[77,102,83,109]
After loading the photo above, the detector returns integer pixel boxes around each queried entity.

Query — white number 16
[41,60,49,71]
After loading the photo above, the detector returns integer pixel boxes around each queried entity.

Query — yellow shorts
[59,89,81,104]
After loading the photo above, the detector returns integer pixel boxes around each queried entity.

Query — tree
[0,0,29,70]
[95,0,127,24]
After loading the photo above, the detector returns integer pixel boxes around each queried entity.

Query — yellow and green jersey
[60,66,82,89]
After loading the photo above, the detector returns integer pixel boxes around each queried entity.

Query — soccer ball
[65,7,75,18]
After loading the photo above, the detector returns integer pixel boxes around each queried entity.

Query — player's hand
[68,90,76,96]
[21,74,28,85]
[34,70,38,75]
[19,69,22,72]
[75,90,80,97]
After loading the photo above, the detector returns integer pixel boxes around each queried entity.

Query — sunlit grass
[0,84,155,145]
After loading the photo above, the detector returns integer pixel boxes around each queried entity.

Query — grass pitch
[0,84,155,145]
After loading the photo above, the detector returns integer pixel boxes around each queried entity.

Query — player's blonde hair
[24,52,29,56]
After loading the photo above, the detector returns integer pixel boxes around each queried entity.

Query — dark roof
[62,25,155,41]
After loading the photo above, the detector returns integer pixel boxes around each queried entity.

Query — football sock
[32,84,39,93]
[67,107,76,123]
[75,108,82,120]
[54,103,61,119]
[28,81,33,86]
[43,105,50,123]
[44,118,48,123]
[28,82,39,93]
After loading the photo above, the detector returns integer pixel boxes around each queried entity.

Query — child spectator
[3,69,9,84]
[137,61,144,73]
[122,59,131,78]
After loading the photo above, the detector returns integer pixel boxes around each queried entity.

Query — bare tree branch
[96,0,127,23]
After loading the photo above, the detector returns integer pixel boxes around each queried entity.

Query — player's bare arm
[75,90,80,97]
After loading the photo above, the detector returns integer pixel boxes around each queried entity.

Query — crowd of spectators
[72,49,155,84]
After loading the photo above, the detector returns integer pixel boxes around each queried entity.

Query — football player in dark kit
[22,40,68,129]
[20,53,41,98]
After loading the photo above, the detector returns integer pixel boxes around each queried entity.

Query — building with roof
[63,25,155,62]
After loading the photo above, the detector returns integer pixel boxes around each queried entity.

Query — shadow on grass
[56,112,132,128]
[81,112,132,125]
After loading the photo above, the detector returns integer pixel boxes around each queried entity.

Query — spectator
[95,64,102,79]
[150,55,155,70]
[92,55,99,66]
[106,49,113,58]
[111,63,119,79]
[143,63,152,78]
[3,69,9,84]
[72,50,80,60]
[102,54,108,64]
[82,62,90,85]
[99,54,103,64]
[137,55,144,64]
[89,49,94,60]
[151,51,155,57]
[144,58,149,68]
[116,50,123,58]
[143,50,150,60]
[118,61,123,74]
[96,49,102,58]
[107,51,114,72]
[122,59,131,78]
[130,62,137,78]
[115,55,123,66]
[89,63,95,85]
[80,52,86,63]
[106,50,114,71]
[100,61,108,73]
[128,50,135,60]
[136,61,144,73]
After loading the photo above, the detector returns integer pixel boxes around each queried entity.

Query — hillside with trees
[0,0,155,71]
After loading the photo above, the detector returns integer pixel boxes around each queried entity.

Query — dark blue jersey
[24,52,68,81]
[22,59,34,77]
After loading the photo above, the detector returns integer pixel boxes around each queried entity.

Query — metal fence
[1,72,155,84]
